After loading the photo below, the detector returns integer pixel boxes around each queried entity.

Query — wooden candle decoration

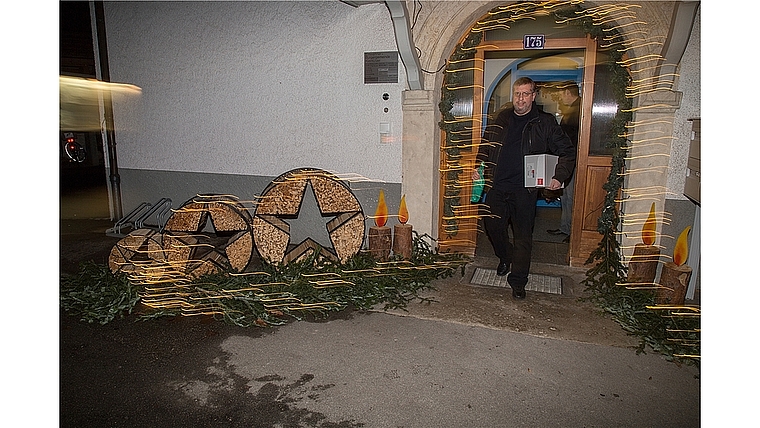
[628,244,661,284]
[656,226,693,305]
[369,190,391,261]
[628,202,661,285]
[393,194,413,260]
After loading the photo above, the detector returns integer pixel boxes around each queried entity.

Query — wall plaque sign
[364,51,398,84]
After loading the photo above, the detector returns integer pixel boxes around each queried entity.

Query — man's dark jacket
[476,102,576,193]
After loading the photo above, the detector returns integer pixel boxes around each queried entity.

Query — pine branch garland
[61,233,468,328]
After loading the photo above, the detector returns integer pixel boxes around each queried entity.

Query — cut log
[164,202,208,232]
[282,238,338,265]
[656,261,692,305]
[393,224,413,260]
[223,231,255,272]
[255,178,308,216]
[162,194,255,274]
[369,226,392,261]
[627,243,660,285]
[252,215,290,264]
[108,228,165,274]
[327,211,365,263]
[311,174,362,214]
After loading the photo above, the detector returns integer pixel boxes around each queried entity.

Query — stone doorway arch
[401,1,697,269]
[399,1,511,248]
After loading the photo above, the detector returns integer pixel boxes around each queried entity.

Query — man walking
[473,77,575,299]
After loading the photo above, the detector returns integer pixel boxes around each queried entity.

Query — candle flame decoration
[642,202,656,246]
[374,190,388,228]
[398,194,409,225]
[673,226,691,266]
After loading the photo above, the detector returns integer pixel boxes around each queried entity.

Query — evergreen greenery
[438,31,482,237]
[60,261,141,325]
[61,233,468,328]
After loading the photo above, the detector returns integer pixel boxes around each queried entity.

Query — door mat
[470,268,563,295]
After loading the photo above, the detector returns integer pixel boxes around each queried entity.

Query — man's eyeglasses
[514,91,534,99]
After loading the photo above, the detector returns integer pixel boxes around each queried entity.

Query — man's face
[559,89,574,106]
[512,83,536,116]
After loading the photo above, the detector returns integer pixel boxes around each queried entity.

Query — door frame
[439,35,605,266]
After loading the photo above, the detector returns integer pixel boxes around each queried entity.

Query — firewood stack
[109,169,366,280]
[109,194,255,279]
[252,168,365,265]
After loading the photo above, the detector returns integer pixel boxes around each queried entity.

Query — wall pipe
[91,1,123,220]
[385,1,424,90]
[655,1,700,90]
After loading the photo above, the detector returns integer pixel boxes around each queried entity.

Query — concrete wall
[664,6,700,295]
[670,6,701,202]
[106,1,405,181]
[104,1,407,243]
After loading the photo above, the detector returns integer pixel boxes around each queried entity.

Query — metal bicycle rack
[106,198,173,238]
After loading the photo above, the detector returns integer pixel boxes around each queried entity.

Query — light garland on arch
[438,0,699,366]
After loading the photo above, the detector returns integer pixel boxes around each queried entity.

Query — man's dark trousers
[483,187,539,290]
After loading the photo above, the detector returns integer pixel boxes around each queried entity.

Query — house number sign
[523,34,545,50]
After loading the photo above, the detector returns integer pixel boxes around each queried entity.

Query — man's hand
[472,168,482,181]
[547,178,562,190]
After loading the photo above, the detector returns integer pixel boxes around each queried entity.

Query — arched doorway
[437,7,626,267]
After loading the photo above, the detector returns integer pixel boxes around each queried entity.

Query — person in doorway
[473,77,575,299]
[547,81,581,243]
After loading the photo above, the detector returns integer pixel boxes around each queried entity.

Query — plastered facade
[106,1,405,183]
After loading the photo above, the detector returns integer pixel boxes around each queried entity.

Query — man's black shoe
[497,261,510,276]
[512,288,526,299]
[547,229,567,236]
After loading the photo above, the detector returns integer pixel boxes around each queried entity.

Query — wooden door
[568,37,614,267]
